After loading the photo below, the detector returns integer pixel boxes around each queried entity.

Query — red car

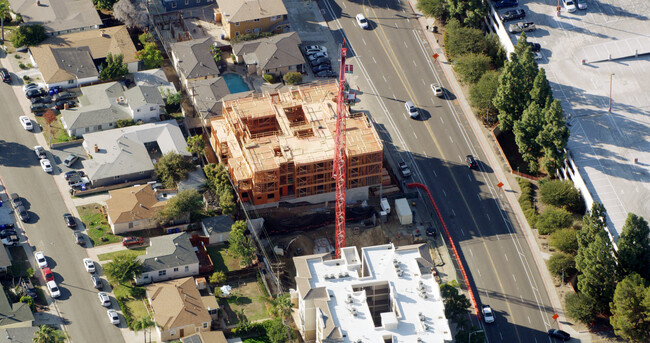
[122,236,144,247]
[42,267,54,282]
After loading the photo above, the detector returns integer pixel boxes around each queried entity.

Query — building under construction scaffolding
[209,80,383,206]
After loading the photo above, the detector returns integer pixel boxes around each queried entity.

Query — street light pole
[469,329,484,343]
[608,73,614,112]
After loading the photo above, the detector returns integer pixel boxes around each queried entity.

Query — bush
[536,206,573,235]
[230,32,275,43]
[549,228,578,254]
[22,75,30,81]
[565,293,597,324]
[453,53,491,84]
[283,72,302,85]
[11,24,47,47]
[18,63,26,69]
[263,74,276,83]
[116,296,135,329]
[130,286,146,298]
[116,119,136,128]
[20,295,35,312]
[547,252,575,278]
[539,179,586,214]
[518,178,538,227]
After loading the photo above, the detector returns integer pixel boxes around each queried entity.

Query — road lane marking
[449,136,453,144]
[404,41,408,49]
[432,169,437,177]
[477,194,481,201]
[440,116,444,124]
[442,189,446,197]
[461,228,465,236]
[413,132,417,138]
[513,274,517,283]
[504,254,508,261]
[469,248,473,257]
[499,332,503,341]
[361,38,367,46]
[451,209,456,216]
[468,174,472,182]
[486,213,491,221]
[372,56,377,64]
[413,60,417,67]
[382,75,387,82]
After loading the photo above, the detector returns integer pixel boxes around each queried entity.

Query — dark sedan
[527,42,542,52]
[26,88,47,99]
[312,63,332,73]
[547,329,570,341]
[493,0,518,8]
[501,9,526,22]
[53,100,76,110]
[63,213,77,228]
[30,103,49,113]
[311,57,330,67]
[316,70,337,78]
[30,96,52,104]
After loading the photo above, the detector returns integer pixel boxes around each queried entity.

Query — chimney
[94,144,99,153]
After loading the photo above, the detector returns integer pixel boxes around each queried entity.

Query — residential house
[215,0,290,40]
[0,246,11,275]
[188,76,253,125]
[159,0,215,12]
[133,68,178,99]
[0,327,39,343]
[232,32,304,77]
[105,184,173,234]
[201,215,233,245]
[136,233,200,285]
[181,331,227,343]
[60,82,165,137]
[146,277,214,341]
[0,285,34,329]
[81,120,190,188]
[9,0,102,36]
[169,37,220,91]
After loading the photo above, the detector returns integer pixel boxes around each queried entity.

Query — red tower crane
[333,40,348,259]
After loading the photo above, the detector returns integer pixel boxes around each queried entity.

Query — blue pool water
[223,73,250,93]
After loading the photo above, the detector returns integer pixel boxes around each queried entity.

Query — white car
[576,0,587,9]
[563,0,577,12]
[98,292,111,307]
[40,159,53,173]
[355,14,369,29]
[405,101,419,118]
[430,84,443,97]
[34,251,48,269]
[482,305,495,324]
[47,280,61,298]
[107,309,120,325]
[22,83,43,92]
[19,116,33,131]
[83,258,96,273]
[304,45,326,55]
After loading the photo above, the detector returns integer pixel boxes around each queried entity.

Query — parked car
[42,267,54,282]
[53,100,75,110]
[466,155,478,169]
[304,45,326,55]
[355,13,369,29]
[547,329,570,341]
[482,305,495,323]
[563,0,577,12]
[83,258,96,273]
[405,100,419,118]
[98,292,111,307]
[16,206,29,222]
[34,146,47,159]
[577,0,587,9]
[398,161,412,178]
[509,22,536,33]
[500,9,526,22]
[311,57,330,67]
[30,96,52,104]
[122,236,144,247]
[0,68,10,83]
[25,88,47,99]
[107,309,120,325]
[34,251,48,268]
[426,227,437,237]
[19,116,33,131]
[30,103,49,113]
[493,0,518,9]
[63,213,77,228]
[2,234,19,246]
[47,281,61,298]
[40,159,53,173]
[312,63,332,73]
[10,193,23,209]
[63,153,79,167]
[307,51,329,61]
[64,170,85,180]
[54,91,75,101]
[74,231,85,245]
[316,70,337,78]
[0,229,17,238]
[91,275,102,289]
[23,83,42,92]
[527,42,542,52]
[430,83,443,97]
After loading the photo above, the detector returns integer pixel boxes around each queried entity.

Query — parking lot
[495,0,650,238]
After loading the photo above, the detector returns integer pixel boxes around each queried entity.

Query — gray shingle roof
[61,82,130,131]
[232,32,304,71]
[216,0,287,23]
[0,285,34,328]
[138,233,199,272]
[170,37,219,80]
[9,0,102,34]
[124,85,165,109]
[202,216,234,236]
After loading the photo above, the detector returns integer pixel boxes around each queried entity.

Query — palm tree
[132,316,155,343]
[0,0,10,42]
[264,293,294,320]
[33,325,66,343]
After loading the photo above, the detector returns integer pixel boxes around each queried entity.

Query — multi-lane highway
[319,0,558,341]
[0,80,122,342]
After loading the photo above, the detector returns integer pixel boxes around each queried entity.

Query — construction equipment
[333,40,348,259]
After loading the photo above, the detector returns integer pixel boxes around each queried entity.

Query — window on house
[68,80,74,84]
[85,127,89,132]
[98,125,102,130]
[171,1,176,8]
[202,322,209,329]
[235,22,240,26]
[170,329,176,335]
[254,18,260,22]
[137,109,140,112]
[128,222,133,229]
[185,266,189,272]
[173,267,179,272]
[114,176,120,179]
[159,270,167,276]
[235,31,240,36]
[109,123,113,127]
[150,106,155,111]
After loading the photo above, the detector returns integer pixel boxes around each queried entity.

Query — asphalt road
[319,0,558,342]
[0,81,123,342]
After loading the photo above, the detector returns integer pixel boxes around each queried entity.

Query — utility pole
[608,73,614,112]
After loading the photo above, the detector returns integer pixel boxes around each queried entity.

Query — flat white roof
[306,244,452,343]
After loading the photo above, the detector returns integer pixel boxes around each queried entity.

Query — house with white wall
[135,233,200,285]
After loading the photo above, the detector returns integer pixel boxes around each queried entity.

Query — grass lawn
[35,114,77,144]
[207,245,242,273]
[223,281,268,323]
[76,204,121,246]
[113,283,150,328]
[97,248,147,261]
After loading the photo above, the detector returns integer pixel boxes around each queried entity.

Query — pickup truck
[2,234,19,246]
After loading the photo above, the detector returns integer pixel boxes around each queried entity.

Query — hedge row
[518,178,538,227]
[116,296,135,330]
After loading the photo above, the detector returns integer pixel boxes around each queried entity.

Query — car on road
[91,275,103,289]
[19,116,33,131]
[405,101,419,118]
[63,213,77,228]
[53,91,75,101]
[16,206,29,222]
[107,309,120,325]
[34,251,48,268]
[547,329,571,341]
[356,13,369,29]
[466,155,478,169]
[25,88,47,99]
[398,161,412,178]
[527,42,541,52]
[47,280,61,298]
[34,146,47,159]
[316,70,337,78]
[98,292,111,307]
[10,193,23,209]
[23,83,42,92]
[509,22,536,33]
[312,63,332,74]
[577,0,587,9]
[482,305,495,323]
[122,236,144,247]
[74,231,85,245]
[42,267,54,282]
[0,68,10,83]
[83,258,96,273]
[426,227,436,237]
[493,0,518,9]
[311,57,330,67]
[430,83,443,97]
[500,9,525,22]
[40,159,53,173]
[63,153,79,167]
[562,0,576,12]
[304,45,326,55]
[53,100,76,110]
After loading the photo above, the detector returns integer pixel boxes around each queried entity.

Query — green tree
[99,53,128,80]
[33,325,66,343]
[209,271,226,285]
[577,202,607,250]
[116,119,136,128]
[0,0,11,42]
[536,206,573,235]
[416,0,446,21]
[486,33,507,69]
[453,53,491,84]
[132,315,155,341]
[616,213,650,281]
[104,254,143,285]
[440,282,471,325]
[266,318,290,343]
[283,72,302,85]
[549,228,578,254]
[204,163,231,193]
[156,189,203,223]
[576,234,617,314]
[92,0,119,10]
[165,90,182,106]
[154,151,196,188]
[11,24,46,47]
[537,99,569,175]
[263,74,275,83]
[443,19,490,61]
[470,70,499,124]
[264,293,294,320]
[610,273,650,342]
[547,252,575,278]
[186,135,205,155]
[493,53,529,131]
[539,179,585,214]
[136,43,163,69]
[139,32,155,45]
[444,0,486,28]
[513,102,544,172]
[514,33,539,86]
[529,68,552,108]
[565,292,597,324]
[219,190,236,215]
[229,220,255,266]
[20,295,35,311]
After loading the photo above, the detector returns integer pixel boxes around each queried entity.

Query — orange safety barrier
[408,182,482,320]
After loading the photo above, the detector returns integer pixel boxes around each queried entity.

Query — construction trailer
[209,80,383,206]
[394,198,413,225]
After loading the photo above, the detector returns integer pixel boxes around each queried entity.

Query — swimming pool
[223,73,250,94]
